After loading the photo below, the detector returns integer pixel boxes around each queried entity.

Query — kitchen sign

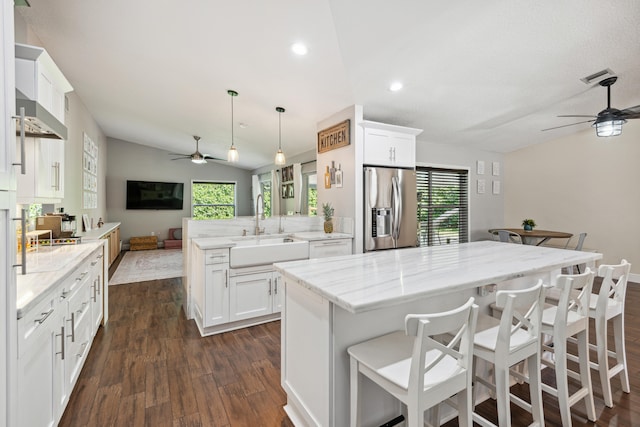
[318,120,350,154]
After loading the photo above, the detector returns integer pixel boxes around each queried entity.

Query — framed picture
[287,183,294,198]
[335,170,343,188]
[82,214,91,232]
[282,184,288,199]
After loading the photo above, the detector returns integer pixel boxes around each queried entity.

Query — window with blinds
[416,167,469,246]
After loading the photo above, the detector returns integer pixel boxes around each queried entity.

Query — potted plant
[522,218,536,231]
[322,203,334,233]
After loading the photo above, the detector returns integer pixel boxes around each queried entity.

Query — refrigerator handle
[392,176,402,244]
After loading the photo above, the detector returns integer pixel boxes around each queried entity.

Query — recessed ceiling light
[291,43,308,56]
[239,122,249,129]
[389,82,403,92]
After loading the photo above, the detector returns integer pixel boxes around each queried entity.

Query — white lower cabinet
[17,296,59,427]
[89,249,105,334]
[203,263,229,326]
[229,270,277,321]
[192,236,350,336]
[193,247,229,327]
[17,245,106,427]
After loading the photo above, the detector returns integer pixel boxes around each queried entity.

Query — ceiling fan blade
[557,114,597,118]
[541,119,595,132]
[619,105,640,119]
[170,156,190,160]
[203,154,224,161]
[168,152,189,156]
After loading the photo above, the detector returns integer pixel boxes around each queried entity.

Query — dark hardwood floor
[59,263,640,426]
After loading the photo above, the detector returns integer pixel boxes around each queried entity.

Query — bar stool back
[472,280,545,427]
[540,268,596,426]
[591,260,631,407]
[347,298,478,427]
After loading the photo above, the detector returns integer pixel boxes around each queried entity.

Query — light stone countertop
[191,237,236,250]
[17,240,105,319]
[192,232,352,250]
[76,222,121,240]
[291,231,352,241]
[273,241,603,314]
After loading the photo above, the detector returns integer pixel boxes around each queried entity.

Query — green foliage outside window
[261,181,272,217]
[192,182,236,220]
[308,187,317,216]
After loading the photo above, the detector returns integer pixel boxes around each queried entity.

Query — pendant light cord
[231,93,235,147]
[278,110,282,149]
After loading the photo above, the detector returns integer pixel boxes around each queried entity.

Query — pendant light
[227,90,239,162]
[275,107,286,165]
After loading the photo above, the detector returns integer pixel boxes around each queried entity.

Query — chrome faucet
[255,194,265,235]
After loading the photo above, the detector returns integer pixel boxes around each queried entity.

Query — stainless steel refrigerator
[364,166,418,251]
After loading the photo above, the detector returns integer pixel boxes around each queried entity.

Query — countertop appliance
[364,166,418,251]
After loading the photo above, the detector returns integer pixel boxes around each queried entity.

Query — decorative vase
[524,224,533,231]
[324,220,333,234]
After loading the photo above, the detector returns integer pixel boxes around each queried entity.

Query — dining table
[488,228,573,246]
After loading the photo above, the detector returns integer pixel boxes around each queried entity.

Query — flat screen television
[126,180,184,210]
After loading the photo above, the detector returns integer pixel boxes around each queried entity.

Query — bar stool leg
[595,314,613,408]
[495,360,511,427]
[577,330,596,421]
[350,358,360,427]
[527,352,544,426]
[613,315,630,393]
[554,336,572,427]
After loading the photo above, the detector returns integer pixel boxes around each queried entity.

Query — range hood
[16,89,68,139]
[15,43,72,140]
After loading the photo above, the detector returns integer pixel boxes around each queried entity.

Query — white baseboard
[629,273,640,284]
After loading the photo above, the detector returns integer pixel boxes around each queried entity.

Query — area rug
[110,249,183,285]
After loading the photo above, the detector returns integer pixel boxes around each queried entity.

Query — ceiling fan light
[275,148,286,166]
[191,157,207,164]
[593,118,625,137]
[227,145,239,162]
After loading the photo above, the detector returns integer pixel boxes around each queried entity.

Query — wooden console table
[129,235,158,251]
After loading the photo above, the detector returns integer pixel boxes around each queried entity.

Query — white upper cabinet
[15,44,72,125]
[17,137,64,203]
[361,120,423,168]
[0,0,15,191]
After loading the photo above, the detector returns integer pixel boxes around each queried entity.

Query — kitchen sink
[229,236,309,267]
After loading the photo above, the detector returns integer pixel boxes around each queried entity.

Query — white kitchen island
[274,241,602,427]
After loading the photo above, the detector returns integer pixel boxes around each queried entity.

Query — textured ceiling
[16,0,640,169]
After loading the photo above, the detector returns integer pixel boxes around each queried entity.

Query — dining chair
[540,268,596,427]
[563,232,587,274]
[493,229,523,244]
[472,280,545,427]
[347,298,478,427]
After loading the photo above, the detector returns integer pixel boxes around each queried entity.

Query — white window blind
[416,167,469,246]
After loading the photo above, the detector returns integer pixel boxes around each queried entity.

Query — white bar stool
[347,298,478,427]
[540,269,596,427]
[588,260,631,407]
[472,280,545,427]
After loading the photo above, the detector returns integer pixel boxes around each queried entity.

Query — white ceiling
[16,0,640,170]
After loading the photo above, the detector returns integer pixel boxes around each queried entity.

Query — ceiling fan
[169,135,222,164]
[542,76,640,137]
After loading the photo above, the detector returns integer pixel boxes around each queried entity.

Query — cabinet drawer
[67,274,91,324]
[17,294,57,357]
[204,248,229,265]
[309,239,352,259]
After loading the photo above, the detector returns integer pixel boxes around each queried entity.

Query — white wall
[317,105,363,251]
[106,138,253,244]
[505,120,640,274]
[415,141,504,241]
